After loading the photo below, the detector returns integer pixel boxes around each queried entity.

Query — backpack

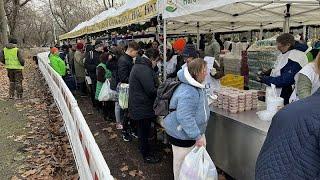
[153,78,181,117]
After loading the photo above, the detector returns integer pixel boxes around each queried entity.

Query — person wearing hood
[0,38,25,99]
[258,33,308,105]
[164,59,210,179]
[128,48,161,164]
[84,40,104,107]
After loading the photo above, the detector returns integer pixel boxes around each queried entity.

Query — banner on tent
[59,0,157,40]
[37,52,113,180]
[87,0,157,34]
[162,0,237,19]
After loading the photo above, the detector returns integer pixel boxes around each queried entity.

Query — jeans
[115,102,121,124]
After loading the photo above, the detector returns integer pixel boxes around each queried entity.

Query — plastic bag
[179,147,218,180]
[118,83,129,109]
[98,80,118,101]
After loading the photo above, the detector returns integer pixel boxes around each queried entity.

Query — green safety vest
[49,54,67,76]
[95,63,112,100]
[3,47,23,70]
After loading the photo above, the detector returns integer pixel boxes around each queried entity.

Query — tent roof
[162,0,320,26]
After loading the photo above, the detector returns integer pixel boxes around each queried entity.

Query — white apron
[289,62,320,103]
[204,56,221,95]
[270,49,308,96]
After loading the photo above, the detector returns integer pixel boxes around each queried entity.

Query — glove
[256,74,265,83]
[210,68,217,77]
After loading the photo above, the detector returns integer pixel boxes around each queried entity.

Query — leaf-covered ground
[0,52,77,180]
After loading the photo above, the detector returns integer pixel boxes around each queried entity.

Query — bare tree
[0,0,8,44]
[4,0,32,38]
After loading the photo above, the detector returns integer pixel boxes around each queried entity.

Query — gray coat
[73,50,86,82]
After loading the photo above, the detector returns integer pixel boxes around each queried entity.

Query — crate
[221,74,244,90]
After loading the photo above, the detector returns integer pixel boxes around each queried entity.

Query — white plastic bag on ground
[98,80,117,101]
[179,147,218,180]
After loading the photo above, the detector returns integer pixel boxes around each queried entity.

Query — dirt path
[0,52,77,179]
[76,95,174,180]
[0,100,27,179]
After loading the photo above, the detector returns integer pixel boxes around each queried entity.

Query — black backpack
[153,78,181,117]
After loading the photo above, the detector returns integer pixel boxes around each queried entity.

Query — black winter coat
[106,59,119,91]
[129,56,158,120]
[84,50,102,80]
[256,89,320,180]
[118,54,134,84]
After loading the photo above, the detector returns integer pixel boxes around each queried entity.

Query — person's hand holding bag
[195,135,206,147]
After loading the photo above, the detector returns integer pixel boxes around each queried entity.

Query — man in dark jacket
[117,41,139,142]
[129,48,161,164]
[84,40,104,107]
[255,88,320,180]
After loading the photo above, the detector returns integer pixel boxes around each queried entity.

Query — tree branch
[19,0,31,7]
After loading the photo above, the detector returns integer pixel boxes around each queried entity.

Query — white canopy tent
[160,0,320,79]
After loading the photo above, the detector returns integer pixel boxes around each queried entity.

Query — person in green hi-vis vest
[0,38,25,99]
[49,47,67,77]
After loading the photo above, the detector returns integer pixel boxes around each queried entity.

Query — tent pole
[163,19,167,80]
[303,25,307,41]
[197,22,200,50]
[283,4,291,33]
[259,24,263,40]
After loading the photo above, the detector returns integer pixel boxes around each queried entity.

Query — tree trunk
[0,0,8,44]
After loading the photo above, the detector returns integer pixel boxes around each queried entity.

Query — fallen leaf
[94,132,99,137]
[120,165,128,172]
[14,135,26,142]
[164,148,171,153]
[21,169,37,178]
[138,170,143,176]
[11,175,20,180]
[109,133,117,139]
[7,135,15,139]
[102,127,113,133]
[129,170,137,177]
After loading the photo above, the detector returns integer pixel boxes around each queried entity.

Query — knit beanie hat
[173,38,186,52]
[76,42,84,50]
[182,44,198,58]
[50,47,59,54]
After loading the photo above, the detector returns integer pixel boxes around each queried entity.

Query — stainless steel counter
[206,106,271,180]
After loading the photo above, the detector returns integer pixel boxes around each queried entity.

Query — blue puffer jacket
[255,89,320,180]
[164,67,210,141]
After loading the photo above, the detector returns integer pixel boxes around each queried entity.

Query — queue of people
[47,32,320,179]
[47,37,214,178]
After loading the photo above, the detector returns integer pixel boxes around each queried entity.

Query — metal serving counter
[206,106,271,180]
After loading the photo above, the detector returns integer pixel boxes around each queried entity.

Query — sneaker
[122,132,132,142]
[131,131,138,139]
[144,154,161,164]
[116,123,123,130]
